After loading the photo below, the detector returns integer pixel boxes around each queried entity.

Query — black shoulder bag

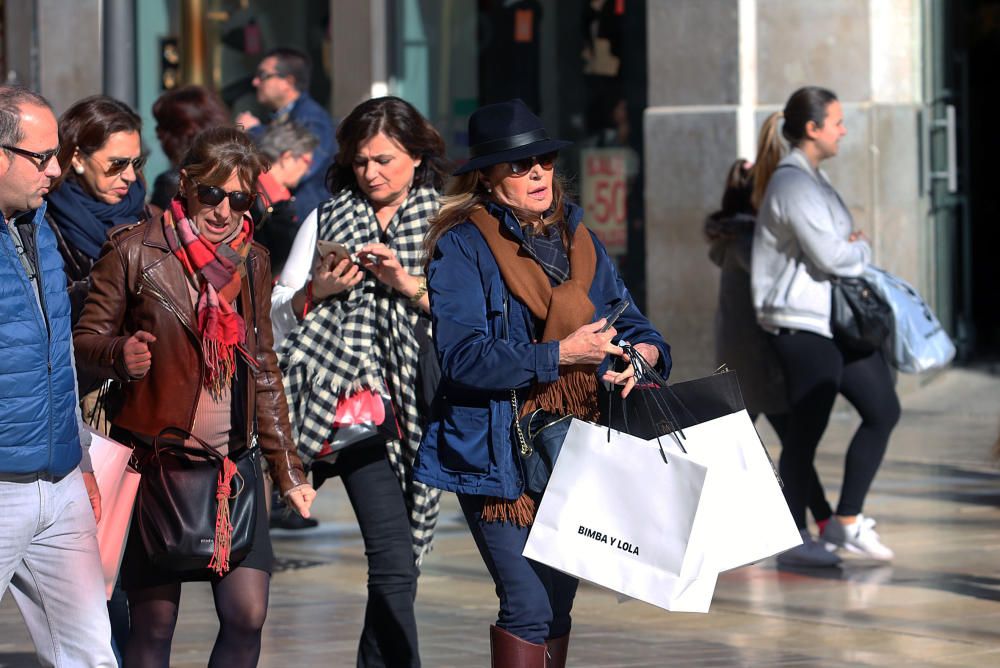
[830,276,893,353]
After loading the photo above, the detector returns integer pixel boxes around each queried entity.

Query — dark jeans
[330,445,421,668]
[771,331,901,528]
[458,494,579,645]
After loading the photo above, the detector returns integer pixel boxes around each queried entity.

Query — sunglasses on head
[508,151,558,176]
[193,182,256,212]
[97,155,147,177]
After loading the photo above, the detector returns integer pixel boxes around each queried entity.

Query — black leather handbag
[136,427,259,575]
[511,390,573,495]
[830,276,894,353]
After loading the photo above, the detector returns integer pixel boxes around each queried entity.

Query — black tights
[771,331,900,529]
[755,413,833,524]
[123,567,270,668]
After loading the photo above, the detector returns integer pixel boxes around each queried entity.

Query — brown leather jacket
[73,217,307,494]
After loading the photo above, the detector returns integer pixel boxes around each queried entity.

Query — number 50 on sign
[581,148,627,256]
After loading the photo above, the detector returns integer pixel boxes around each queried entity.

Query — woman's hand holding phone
[311,250,363,299]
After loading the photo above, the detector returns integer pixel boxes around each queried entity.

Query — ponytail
[750,111,784,211]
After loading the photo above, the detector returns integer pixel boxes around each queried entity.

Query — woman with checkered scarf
[270,97,448,668]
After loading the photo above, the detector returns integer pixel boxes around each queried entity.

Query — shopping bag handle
[617,344,692,448]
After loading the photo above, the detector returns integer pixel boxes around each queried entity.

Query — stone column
[644,0,924,382]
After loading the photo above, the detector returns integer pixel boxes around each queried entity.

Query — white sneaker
[822,515,895,561]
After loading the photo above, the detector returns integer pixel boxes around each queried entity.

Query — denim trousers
[458,494,579,645]
[0,468,117,667]
[331,445,421,668]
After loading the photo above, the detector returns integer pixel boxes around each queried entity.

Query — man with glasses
[235,47,335,223]
[0,85,116,666]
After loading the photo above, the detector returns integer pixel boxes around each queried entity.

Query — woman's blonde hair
[424,167,569,265]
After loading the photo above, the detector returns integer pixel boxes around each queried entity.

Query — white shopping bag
[605,370,802,573]
[88,427,140,599]
[523,419,717,612]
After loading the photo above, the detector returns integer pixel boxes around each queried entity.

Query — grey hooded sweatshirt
[751,148,871,338]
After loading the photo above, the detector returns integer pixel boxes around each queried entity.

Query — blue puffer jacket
[0,204,81,475]
[413,202,670,499]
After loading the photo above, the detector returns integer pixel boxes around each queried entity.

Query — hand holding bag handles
[136,426,259,576]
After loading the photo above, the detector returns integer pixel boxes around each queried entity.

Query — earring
[74,164,84,175]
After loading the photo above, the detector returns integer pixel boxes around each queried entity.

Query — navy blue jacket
[0,204,82,475]
[413,202,669,499]
[251,92,336,222]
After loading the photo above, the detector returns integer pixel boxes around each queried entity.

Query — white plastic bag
[864,266,955,373]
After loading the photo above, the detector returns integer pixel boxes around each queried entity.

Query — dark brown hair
[179,126,269,192]
[265,47,311,92]
[152,85,231,166]
[55,95,142,186]
[751,86,838,209]
[327,96,449,196]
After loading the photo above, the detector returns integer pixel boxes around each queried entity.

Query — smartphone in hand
[599,300,630,333]
[316,240,352,265]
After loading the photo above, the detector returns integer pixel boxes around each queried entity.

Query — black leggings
[124,566,269,668]
[771,331,900,528]
[756,413,833,524]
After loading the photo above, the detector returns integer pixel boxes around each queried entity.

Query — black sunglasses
[2,145,59,171]
[255,70,285,82]
[194,183,256,212]
[508,151,558,176]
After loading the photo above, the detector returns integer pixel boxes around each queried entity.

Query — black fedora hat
[453,99,572,175]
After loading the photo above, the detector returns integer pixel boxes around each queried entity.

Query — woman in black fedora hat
[414,99,670,667]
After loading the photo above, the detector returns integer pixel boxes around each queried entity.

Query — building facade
[3,0,994,382]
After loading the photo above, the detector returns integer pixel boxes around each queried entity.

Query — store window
[388,0,648,305]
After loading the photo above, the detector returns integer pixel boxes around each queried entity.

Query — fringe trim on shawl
[482,493,537,528]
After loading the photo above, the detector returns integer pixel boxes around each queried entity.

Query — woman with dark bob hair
[270,96,448,667]
[149,85,232,216]
[74,126,316,667]
[413,99,669,667]
[45,95,146,308]
[752,86,900,565]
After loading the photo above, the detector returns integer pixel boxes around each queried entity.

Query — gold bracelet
[409,277,428,304]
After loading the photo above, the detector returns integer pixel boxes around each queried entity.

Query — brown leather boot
[545,632,570,668]
[490,624,548,667]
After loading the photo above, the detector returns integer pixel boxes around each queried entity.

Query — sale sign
[581,148,628,255]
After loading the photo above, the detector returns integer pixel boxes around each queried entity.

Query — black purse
[830,276,893,353]
[511,389,573,495]
[136,427,259,575]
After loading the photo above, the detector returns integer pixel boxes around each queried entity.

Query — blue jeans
[0,468,116,666]
[458,494,579,645]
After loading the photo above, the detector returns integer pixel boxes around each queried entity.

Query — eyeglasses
[254,70,285,82]
[194,182,256,212]
[508,151,558,176]
[88,154,147,177]
[1,145,59,171]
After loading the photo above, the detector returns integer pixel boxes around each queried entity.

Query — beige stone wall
[645,0,926,383]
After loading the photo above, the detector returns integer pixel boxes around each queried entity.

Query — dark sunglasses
[508,151,558,176]
[93,155,147,177]
[2,145,59,171]
[194,183,256,212]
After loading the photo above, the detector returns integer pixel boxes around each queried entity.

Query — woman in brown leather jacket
[74,126,316,668]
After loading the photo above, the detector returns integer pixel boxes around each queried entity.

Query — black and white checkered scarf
[278,184,441,562]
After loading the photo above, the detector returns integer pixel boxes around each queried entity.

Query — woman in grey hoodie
[751,87,900,566]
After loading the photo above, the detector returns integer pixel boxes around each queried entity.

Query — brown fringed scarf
[469,207,600,526]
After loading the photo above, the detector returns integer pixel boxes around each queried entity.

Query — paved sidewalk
[2,367,998,666]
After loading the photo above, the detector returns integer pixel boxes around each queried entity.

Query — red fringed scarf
[163,198,252,397]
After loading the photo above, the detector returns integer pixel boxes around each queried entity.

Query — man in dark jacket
[0,86,115,665]
[236,47,336,222]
